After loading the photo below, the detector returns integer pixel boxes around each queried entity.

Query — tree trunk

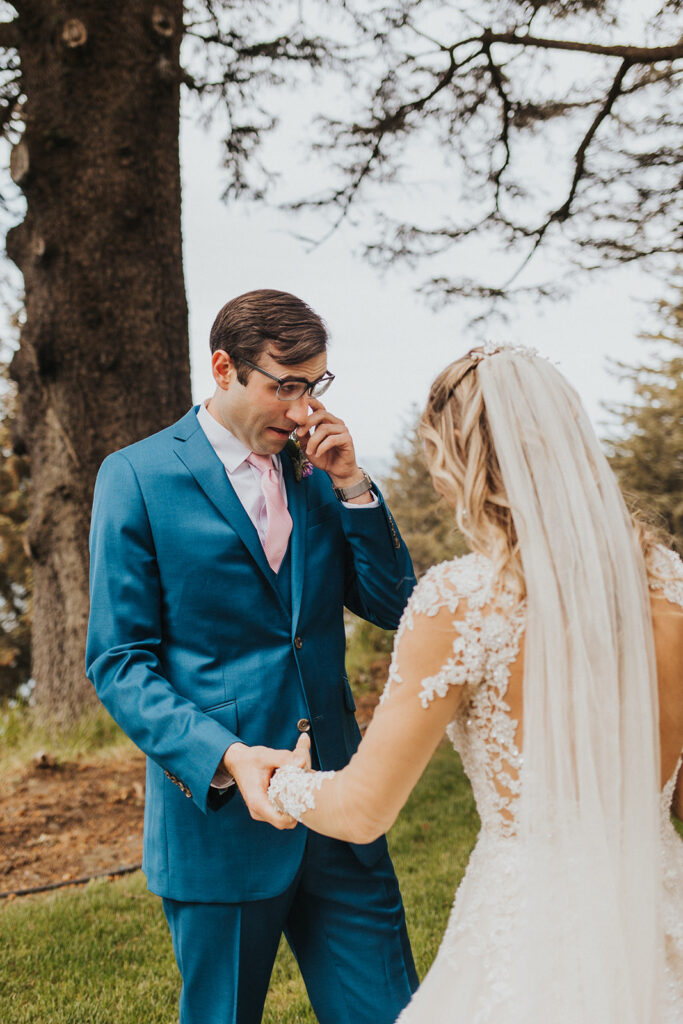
[7,0,190,724]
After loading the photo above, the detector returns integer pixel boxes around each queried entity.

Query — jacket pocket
[201,697,238,734]
[307,502,338,528]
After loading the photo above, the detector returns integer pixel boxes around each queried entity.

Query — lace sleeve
[268,767,335,821]
[649,545,683,609]
[381,554,497,708]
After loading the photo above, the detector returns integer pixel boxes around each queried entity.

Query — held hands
[290,398,368,495]
[223,734,312,830]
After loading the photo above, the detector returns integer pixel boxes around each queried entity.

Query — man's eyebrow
[263,354,327,382]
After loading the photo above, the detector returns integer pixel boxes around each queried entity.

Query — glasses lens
[277,382,307,401]
[310,376,333,398]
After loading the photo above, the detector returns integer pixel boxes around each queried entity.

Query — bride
[268,345,683,1023]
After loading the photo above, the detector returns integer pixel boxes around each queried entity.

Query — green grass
[2,738,678,1023]
[343,614,394,697]
[0,701,135,777]
[0,743,475,1024]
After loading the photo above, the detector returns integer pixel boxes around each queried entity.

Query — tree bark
[7,0,190,724]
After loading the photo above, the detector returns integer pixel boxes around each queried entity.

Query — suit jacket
[86,407,416,903]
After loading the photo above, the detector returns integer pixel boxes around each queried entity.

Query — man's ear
[211,349,236,391]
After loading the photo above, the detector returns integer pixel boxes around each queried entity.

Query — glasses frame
[239,358,335,402]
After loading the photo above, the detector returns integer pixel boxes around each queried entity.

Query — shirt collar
[196,400,255,474]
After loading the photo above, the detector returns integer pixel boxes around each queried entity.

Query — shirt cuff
[211,760,236,791]
[342,490,379,510]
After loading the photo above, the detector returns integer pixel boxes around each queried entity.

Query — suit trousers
[162,829,419,1024]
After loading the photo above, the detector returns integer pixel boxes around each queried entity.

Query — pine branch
[483,43,512,209]
[552,59,632,223]
[500,57,635,287]
[478,30,683,64]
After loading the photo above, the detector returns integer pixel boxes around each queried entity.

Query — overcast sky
[0,6,668,475]
[180,113,664,472]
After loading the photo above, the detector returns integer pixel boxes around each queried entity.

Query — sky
[180,115,664,475]
[0,3,669,478]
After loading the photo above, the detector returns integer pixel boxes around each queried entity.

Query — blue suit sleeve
[340,486,416,629]
[86,452,239,815]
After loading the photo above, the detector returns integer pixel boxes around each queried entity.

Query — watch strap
[332,470,373,502]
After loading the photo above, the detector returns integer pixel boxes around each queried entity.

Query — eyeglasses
[240,359,335,401]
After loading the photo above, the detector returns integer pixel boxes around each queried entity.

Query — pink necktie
[246,453,293,573]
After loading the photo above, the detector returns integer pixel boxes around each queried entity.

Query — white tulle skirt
[397,827,683,1024]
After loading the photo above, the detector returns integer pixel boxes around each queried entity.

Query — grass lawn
[2,739,680,1024]
[0,743,476,1024]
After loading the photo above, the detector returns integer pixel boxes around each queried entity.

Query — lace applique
[649,545,683,609]
[384,554,526,838]
[660,753,683,1020]
[381,554,499,706]
[267,766,334,820]
[649,541,683,1003]
[447,596,525,837]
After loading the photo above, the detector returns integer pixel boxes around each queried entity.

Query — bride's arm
[269,601,471,844]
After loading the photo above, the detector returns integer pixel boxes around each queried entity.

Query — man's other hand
[291,732,311,769]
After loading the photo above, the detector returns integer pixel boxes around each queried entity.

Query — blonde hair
[420,349,671,594]
[420,349,525,593]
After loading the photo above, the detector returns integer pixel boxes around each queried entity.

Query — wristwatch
[332,469,373,502]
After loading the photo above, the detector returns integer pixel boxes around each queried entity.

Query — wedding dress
[386,548,682,1024]
[270,546,683,1023]
[270,348,682,1022]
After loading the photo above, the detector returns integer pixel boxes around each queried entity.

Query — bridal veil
[478,349,663,1022]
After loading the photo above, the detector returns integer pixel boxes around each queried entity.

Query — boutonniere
[285,436,313,482]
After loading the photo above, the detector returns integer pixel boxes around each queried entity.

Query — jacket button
[294,636,303,650]
[297,718,311,732]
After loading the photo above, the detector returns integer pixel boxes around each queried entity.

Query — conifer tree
[605,287,683,554]
[382,411,467,578]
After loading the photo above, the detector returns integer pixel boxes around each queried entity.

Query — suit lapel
[171,409,279,594]
[281,452,306,631]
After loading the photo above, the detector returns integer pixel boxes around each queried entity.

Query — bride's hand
[267,735,313,820]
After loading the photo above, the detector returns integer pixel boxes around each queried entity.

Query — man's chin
[262,428,291,451]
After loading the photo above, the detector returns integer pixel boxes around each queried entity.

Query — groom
[86,289,418,1024]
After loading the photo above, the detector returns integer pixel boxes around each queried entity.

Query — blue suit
[86,407,418,1023]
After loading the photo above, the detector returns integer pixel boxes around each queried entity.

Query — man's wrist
[328,467,366,489]
[331,468,373,502]
[223,741,248,775]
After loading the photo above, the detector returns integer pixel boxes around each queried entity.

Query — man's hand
[289,398,370,498]
[223,741,309,829]
[291,732,312,769]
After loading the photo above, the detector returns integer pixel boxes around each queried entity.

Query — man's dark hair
[209,289,328,384]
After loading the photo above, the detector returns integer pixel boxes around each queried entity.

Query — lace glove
[268,766,335,821]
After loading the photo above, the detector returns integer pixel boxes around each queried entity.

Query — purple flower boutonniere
[285,436,313,482]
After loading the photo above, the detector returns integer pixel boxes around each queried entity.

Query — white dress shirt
[196,400,378,523]
[196,400,377,790]
[197,401,288,545]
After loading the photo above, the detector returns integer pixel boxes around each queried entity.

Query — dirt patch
[0,753,146,899]
[0,700,380,899]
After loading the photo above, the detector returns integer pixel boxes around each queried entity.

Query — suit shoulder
[99,408,199,474]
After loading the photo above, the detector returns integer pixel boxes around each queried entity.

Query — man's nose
[285,395,310,425]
